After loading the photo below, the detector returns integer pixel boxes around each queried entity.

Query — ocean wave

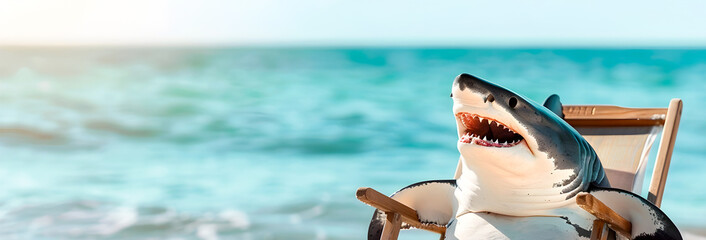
[0,200,258,240]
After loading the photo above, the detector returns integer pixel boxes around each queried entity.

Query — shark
[366,74,682,240]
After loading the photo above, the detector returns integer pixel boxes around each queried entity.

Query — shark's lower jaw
[457,112,524,148]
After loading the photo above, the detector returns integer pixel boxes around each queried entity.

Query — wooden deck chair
[357,99,682,240]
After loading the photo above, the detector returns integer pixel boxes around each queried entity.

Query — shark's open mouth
[456,112,524,147]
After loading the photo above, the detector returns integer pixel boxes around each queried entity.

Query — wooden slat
[563,105,668,120]
[357,187,419,224]
[648,99,682,207]
[381,212,401,240]
[356,187,447,234]
[576,193,632,239]
[563,105,667,127]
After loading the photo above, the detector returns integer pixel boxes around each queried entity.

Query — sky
[1,0,705,47]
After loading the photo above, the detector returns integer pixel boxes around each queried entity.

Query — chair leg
[591,220,605,240]
[380,212,401,240]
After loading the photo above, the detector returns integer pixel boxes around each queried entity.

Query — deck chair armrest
[356,187,446,234]
[357,187,420,223]
[576,192,632,239]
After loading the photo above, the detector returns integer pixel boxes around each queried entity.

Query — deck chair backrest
[563,99,682,207]
[572,125,660,193]
[565,107,663,194]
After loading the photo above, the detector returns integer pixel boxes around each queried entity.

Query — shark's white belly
[445,209,595,240]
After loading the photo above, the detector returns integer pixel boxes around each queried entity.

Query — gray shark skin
[366,74,682,240]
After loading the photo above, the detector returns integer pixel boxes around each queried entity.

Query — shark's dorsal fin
[543,94,565,119]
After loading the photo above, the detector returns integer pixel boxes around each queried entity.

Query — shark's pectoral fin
[588,187,682,240]
[368,180,457,240]
[542,94,565,119]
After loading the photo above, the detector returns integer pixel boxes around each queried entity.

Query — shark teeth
[460,132,522,147]
[457,112,524,148]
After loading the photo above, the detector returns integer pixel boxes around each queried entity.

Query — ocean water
[0,48,704,239]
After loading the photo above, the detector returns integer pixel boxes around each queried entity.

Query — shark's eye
[486,94,495,103]
[509,97,518,108]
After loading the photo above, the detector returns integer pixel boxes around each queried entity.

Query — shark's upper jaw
[456,112,524,147]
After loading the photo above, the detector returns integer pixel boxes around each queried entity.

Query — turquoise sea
[0,48,705,239]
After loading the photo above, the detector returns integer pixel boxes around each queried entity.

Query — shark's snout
[453,73,524,111]
[453,73,480,91]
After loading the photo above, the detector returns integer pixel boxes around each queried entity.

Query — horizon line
[3,43,706,50]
